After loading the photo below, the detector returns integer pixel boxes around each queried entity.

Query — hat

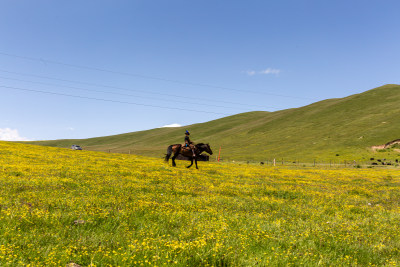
[185,130,190,135]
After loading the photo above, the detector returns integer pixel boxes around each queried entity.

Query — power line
[0,75,256,111]
[0,85,233,116]
[0,51,316,100]
[0,68,280,110]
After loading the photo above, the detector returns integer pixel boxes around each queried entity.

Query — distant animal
[165,143,213,169]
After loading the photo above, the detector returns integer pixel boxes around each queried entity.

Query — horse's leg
[171,146,181,167]
[195,157,198,169]
[187,158,193,168]
[171,153,178,167]
[165,145,173,162]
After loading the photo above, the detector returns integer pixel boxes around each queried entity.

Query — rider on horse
[184,130,196,157]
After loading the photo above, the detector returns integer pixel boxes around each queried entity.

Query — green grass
[1,142,400,266]
[26,84,400,162]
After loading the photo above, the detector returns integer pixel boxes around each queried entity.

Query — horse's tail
[165,145,173,162]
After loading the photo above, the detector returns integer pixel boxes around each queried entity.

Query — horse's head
[204,143,213,155]
[196,143,213,155]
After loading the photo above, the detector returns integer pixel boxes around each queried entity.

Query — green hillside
[28,84,400,162]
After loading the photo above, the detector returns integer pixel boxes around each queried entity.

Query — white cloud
[245,70,256,76]
[245,68,281,76]
[260,68,281,75]
[162,123,182,128]
[0,128,30,141]
[67,127,75,131]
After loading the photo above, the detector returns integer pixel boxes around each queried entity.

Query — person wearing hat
[184,130,196,157]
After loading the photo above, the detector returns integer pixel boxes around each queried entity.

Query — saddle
[181,144,196,154]
[181,144,191,151]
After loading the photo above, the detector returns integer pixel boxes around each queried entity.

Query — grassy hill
[28,84,400,162]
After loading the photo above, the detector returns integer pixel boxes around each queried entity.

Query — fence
[93,149,399,168]
[216,158,400,168]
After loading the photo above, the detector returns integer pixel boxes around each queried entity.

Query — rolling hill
[28,84,400,162]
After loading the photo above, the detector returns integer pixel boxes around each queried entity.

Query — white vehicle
[71,145,82,150]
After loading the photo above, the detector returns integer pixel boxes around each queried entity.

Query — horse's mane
[196,143,205,146]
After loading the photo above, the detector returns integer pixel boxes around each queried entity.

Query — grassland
[1,141,400,266]
[28,84,400,162]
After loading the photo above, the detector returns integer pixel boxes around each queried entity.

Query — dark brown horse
[165,143,213,169]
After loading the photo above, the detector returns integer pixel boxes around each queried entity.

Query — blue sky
[1,0,399,141]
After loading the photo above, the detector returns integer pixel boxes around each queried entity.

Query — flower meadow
[0,141,400,266]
